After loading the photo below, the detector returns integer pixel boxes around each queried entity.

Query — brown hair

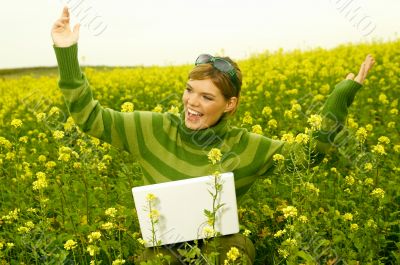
[188,57,242,114]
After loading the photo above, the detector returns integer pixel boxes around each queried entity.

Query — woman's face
[182,78,237,130]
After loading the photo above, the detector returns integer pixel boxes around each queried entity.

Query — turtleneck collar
[178,112,230,148]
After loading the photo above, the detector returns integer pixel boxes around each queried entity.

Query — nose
[187,93,200,107]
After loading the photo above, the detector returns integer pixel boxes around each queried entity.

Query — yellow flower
[226,247,240,261]
[168,105,180,116]
[26,221,34,229]
[313,94,325,101]
[88,231,102,243]
[366,219,377,229]
[307,114,322,130]
[7,243,15,248]
[298,215,308,223]
[372,144,386,155]
[262,106,272,116]
[146,193,157,202]
[272,154,285,162]
[371,188,385,199]
[19,136,28,143]
[203,226,215,237]
[350,223,359,231]
[243,229,251,237]
[387,121,396,128]
[87,245,99,256]
[278,248,289,258]
[101,222,114,230]
[38,155,47,163]
[390,108,398,115]
[364,178,374,186]
[137,238,147,245]
[45,161,57,169]
[242,111,253,125]
[152,104,163,113]
[365,124,373,131]
[273,229,286,238]
[11,119,23,128]
[105,207,117,217]
[32,172,48,191]
[53,130,65,140]
[282,206,297,219]
[97,162,107,172]
[64,239,77,250]
[281,133,294,143]
[207,148,222,165]
[378,136,390,145]
[267,119,278,129]
[394,145,400,153]
[345,175,355,186]
[304,182,320,195]
[343,213,353,221]
[251,124,263,135]
[149,209,160,221]
[284,238,297,246]
[378,93,389,104]
[112,259,126,265]
[121,102,134,112]
[295,133,309,144]
[64,117,76,132]
[0,137,12,149]
[17,226,30,233]
[36,112,46,122]
[347,117,358,129]
[49,106,61,116]
[355,127,367,143]
[364,163,373,171]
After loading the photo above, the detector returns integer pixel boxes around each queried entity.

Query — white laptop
[132,172,239,247]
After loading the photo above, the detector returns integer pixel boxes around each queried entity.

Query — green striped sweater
[54,44,362,199]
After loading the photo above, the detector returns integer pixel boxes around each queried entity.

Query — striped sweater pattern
[54,44,362,199]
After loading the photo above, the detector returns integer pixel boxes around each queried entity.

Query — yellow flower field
[0,39,399,264]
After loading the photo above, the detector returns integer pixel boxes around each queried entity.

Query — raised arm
[51,7,139,154]
[315,55,375,149]
[277,55,375,170]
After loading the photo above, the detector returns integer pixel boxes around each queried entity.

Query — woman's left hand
[345,54,375,84]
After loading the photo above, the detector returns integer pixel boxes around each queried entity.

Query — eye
[203,96,213,101]
[185,87,192,92]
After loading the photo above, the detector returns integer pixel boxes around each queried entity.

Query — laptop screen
[132,172,239,247]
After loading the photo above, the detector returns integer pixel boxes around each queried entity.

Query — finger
[73,23,80,34]
[54,21,64,28]
[346,73,355,80]
[61,6,69,18]
[53,18,68,29]
[73,23,81,41]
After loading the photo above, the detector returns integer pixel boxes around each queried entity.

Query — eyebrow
[186,83,216,98]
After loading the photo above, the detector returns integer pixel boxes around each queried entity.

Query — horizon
[1,0,399,69]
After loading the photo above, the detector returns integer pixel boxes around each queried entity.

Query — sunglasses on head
[195,54,241,93]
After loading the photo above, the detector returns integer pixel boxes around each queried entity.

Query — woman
[51,6,375,264]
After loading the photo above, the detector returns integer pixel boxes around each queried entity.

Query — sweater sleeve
[277,79,362,169]
[53,44,139,154]
[314,79,362,145]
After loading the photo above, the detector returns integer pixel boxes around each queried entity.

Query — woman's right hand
[51,6,80,47]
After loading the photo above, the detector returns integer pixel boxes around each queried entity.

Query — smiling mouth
[187,109,203,118]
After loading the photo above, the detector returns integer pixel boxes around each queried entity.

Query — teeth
[188,109,202,116]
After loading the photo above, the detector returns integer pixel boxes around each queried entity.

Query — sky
[0,0,399,69]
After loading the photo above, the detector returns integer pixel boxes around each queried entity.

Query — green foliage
[1,40,400,264]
